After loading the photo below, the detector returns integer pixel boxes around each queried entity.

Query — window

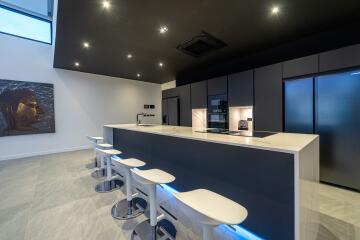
[0,2,52,44]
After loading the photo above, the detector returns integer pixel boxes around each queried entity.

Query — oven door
[208,113,228,129]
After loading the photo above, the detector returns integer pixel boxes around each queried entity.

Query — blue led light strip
[160,184,264,240]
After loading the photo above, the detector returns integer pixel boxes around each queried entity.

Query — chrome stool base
[95,179,123,193]
[131,219,176,240]
[91,168,106,178]
[111,197,147,220]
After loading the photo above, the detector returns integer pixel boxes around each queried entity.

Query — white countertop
[104,124,318,153]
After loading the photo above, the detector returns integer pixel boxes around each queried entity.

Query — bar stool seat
[97,143,113,148]
[131,169,176,185]
[95,149,123,193]
[174,189,248,240]
[111,158,148,220]
[131,169,176,240]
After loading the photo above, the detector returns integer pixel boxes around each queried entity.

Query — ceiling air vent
[176,31,227,58]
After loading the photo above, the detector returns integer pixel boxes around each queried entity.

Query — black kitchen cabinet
[191,80,207,109]
[178,84,192,126]
[283,54,319,79]
[254,63,283,132]
[162,98,179,126]
[207,76,227,95]
[228,70,253,106]
[162,87,178,99]
[319,44,360,72]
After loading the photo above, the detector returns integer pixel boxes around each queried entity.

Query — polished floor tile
[0,150,359,240]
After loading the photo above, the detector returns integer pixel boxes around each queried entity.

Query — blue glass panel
[0,5,51,43]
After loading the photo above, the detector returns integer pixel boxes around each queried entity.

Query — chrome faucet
[136,112,155,125]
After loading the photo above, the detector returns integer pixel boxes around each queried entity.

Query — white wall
[0,33,161,161]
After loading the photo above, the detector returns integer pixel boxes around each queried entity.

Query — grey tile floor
[0,150,359,240]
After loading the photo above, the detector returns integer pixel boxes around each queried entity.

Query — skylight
[0,5,52,44]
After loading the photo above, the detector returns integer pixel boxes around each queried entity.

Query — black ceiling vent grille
[176,31,227,58]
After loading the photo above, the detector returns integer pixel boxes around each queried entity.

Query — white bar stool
[91,143,113,178]
[86,136,103,167]
[174,189,248,240]
[95,149,123,193]
[111,158,148,220]
[131,168,176,240]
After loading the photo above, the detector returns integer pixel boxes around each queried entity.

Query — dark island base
[114,128,295,239]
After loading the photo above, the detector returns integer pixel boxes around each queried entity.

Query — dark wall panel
[114,128,295,240]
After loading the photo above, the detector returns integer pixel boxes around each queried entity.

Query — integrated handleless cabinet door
[167,97,179,126]
[228,70,253,106]
[316,71,360,190]
[320,44,360,72]
[207,76,227,95]
[178,84,192,126]
[283,55,319,79]
[191,80,207,109]
[254,63,283,132]
[162,99,168,125]
[284,78,314,134]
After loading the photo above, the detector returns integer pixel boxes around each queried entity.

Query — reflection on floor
[0,150,359,240]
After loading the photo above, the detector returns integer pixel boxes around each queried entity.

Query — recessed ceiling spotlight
[137,73,141,78]
[102,0,111,9]
[271,6,280,15]
[83,41,90,48]
[127,54,133,59]
[74,62,80,67]
[159,62,164,67]
[159,26,168,34]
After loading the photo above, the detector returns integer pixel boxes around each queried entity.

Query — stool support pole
[202,225,213,240]
[125,169,133,215]
[106,155,112,181]
[148,184,157,227]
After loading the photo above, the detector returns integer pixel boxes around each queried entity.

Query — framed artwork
[0,79,55,137]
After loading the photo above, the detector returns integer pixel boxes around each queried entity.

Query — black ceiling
[54,0,360,84]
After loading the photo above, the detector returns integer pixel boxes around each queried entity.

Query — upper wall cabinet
[162,88,178,99]
[207,76,227,96]
[283,54,319,79]
[320,44,360,72]
[178,84,192,127]
[254,63,283,132]
[191,80,207,109]
[228,70,254,107]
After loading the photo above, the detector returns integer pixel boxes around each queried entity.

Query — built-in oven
[207,94,228,129]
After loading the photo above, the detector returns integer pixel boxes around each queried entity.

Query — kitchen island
[104,124,319,240]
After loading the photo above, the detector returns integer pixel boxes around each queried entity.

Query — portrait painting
[0,79,55,137]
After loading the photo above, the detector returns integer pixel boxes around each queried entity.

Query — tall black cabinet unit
[162,98,179,126]
[162,85,192,127]
[254,63,283,132]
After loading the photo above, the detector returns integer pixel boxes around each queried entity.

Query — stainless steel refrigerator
[284,70,360,191]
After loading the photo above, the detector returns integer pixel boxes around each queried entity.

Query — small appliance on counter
[229,106,253,136]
